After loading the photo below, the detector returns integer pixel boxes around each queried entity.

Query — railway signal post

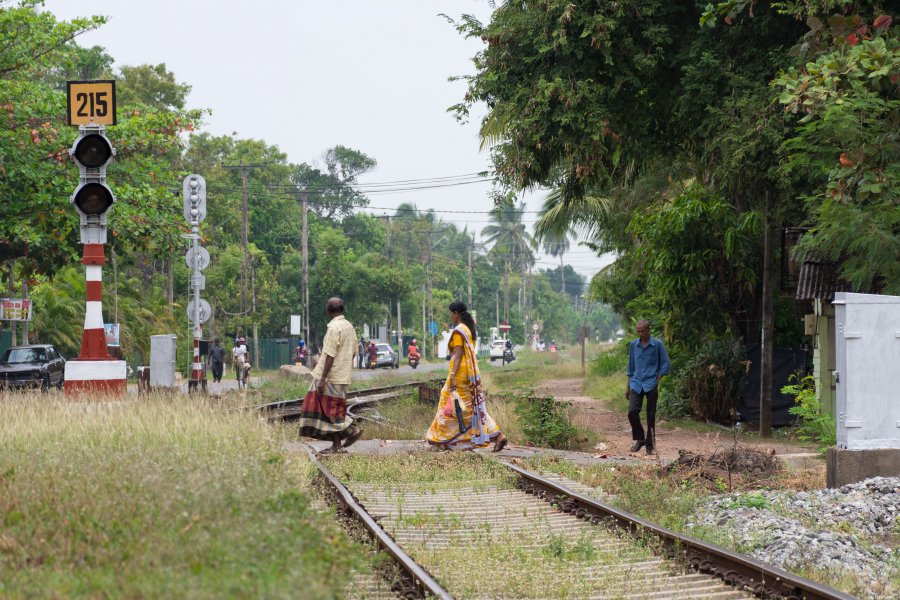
[184,174,210,393]
[63,80,127,395]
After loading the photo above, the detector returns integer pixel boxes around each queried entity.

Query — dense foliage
[451,0,896,419]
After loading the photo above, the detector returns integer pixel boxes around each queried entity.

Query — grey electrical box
[834,292,900,449]
[150,334,178,388]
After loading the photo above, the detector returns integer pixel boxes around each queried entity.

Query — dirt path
[536,378,816,463]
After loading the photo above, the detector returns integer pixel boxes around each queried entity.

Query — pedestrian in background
[626,319,671,455]
[209,338,225,383]
[358,336,365,369]
[298,298,363,453]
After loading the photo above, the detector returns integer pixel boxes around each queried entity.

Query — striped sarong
[297,379,354,440]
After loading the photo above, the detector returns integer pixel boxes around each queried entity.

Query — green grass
[325,452,514,487]
[480,347,587,393]
[0,391,362,599]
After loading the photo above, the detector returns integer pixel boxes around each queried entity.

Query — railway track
[274,382,854,599]
[301,450,854,600]
[256,378,444,423]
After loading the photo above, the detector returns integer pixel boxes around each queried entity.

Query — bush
[782,374,836,451]
[670,339,749,423]
[591,339,629,377]
[515,396,578,449]
[658,373,691,419]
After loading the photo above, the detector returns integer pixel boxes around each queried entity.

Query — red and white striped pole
[64,243,126,395]
[81,243,111,360]
[190,331,202,390]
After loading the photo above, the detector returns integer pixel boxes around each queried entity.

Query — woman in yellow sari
[426,301,509,451]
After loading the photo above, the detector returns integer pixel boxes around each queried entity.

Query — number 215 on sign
[66,80,117,126]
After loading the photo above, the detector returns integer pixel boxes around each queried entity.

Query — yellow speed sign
[67,80,117,126]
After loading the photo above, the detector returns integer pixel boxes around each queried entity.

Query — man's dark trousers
[628,387,657,446]
[211,362,223,383]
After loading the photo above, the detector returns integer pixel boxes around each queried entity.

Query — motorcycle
[408,354,420,369]
[502,348,516,365]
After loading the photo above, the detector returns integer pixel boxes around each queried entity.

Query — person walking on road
[297,298,363,453]
[426,301,508,451]
[358,337,365,369]
[232,337,250,387]
[626,319,671,455]
[209,338,225,383]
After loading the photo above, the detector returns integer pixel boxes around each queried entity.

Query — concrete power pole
[421,285,427,360]
[385,215,392,334]
[301,188,309,345]
[223,163,268,338]
[467,234,473,308]
[240,165,249,315]
[760,202,775,437]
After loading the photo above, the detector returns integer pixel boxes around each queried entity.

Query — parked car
[489,340,506,362]
[0,344,66,390]
[373,342,400,369]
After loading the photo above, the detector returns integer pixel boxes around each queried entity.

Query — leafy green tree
[293,146,375,220]
[116,63,191,111]
[542,265,584,299]
[774,15,898,293]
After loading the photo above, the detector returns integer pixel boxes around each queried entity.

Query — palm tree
[539,230,572,296]
[481,203,535,321]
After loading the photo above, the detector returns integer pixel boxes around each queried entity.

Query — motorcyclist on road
[408,338,420,359]
[293,340,309,366]
[367,341,378,367]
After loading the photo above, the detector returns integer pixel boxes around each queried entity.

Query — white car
[489,340,507,361]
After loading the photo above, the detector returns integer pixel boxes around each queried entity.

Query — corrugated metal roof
[796,260,851,301]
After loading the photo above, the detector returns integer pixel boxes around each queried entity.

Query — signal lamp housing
[70,132,114,169]
[72,182,115,216]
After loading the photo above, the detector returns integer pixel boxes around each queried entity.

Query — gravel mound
[688,477,900,598]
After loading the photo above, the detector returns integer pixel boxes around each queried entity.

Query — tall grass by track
[0,391,360,599]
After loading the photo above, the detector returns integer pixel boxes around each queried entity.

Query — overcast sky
[43,0,605,279]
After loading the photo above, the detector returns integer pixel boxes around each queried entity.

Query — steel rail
[256,377,444,420]
[301,444,454,600]
[500,459,855,600]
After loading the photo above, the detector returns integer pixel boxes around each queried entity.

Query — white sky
[43,0,606,279]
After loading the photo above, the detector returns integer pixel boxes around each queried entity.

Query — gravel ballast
[688,477,900,598]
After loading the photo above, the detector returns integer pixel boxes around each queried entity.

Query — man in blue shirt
[626,319,671,454]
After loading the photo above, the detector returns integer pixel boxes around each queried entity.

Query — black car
[0,344,66,390]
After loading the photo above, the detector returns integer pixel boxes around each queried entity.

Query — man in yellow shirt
[298,297,362,453]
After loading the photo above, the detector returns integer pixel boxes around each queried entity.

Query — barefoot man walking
[298,297,362,453]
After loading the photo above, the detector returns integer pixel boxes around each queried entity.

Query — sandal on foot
[319,446,347,455]
[342,427,363,449]
[492,434,509,453]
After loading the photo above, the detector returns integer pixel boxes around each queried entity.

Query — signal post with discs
[184,174,210,393]
[63,80,127,395]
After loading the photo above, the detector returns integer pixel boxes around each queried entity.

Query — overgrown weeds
[0,392,359,598]
[515,396,584,450]
[782,374,836,452]
[325,452,514,487]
